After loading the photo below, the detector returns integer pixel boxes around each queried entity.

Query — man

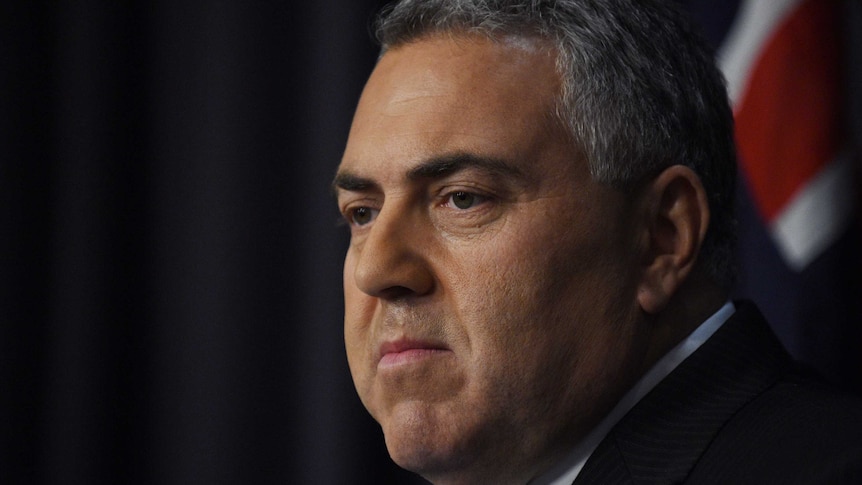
[333,0,862,483]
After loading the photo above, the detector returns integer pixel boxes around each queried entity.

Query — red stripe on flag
[734,0,844,223]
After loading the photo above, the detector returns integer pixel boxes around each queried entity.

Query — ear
[636,165,710,315]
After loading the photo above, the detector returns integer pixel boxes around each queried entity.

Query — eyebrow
[407,153,526,181]
[331,172,377,193]
[332,152,527,194]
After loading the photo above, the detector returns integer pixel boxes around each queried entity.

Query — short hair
[374,0,737,288]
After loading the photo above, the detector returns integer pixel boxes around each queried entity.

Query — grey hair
[373,0,737,289]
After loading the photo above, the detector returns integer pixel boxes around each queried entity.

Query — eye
[348,206,379,226]
[446,191,485,210]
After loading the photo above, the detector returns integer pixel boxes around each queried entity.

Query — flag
[680,0,862,390]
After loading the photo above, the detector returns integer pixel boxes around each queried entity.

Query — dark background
[2,1,859,484]
[3,1,418,483]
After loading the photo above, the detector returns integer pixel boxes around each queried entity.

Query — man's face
[336,35,650,482]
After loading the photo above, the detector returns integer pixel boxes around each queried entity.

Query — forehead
[371,34,558,111]
[339,34,569,178]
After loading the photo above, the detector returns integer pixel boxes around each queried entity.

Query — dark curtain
[3,1,424,483]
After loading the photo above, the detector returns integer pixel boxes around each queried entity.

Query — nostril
[353,251,436,298]
[378,285,421,300]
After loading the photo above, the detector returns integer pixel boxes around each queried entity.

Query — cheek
[453,213,630,369]
[343,250,375,391]
[445,233,566,367]
[458,227,637,426]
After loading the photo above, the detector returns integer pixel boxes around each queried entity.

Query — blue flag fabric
[678,0,862,390]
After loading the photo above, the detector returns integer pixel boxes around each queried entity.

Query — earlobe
[636,165,710,315]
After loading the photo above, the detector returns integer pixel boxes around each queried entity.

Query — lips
[377,338,451,369]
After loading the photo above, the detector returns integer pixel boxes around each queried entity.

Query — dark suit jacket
[575,301,862,484]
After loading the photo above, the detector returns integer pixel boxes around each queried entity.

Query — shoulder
[579,301,862,484]
[689,365,862,484]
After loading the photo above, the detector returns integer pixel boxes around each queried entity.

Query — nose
[351,205,435,300]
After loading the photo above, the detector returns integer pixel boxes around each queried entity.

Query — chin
[380,404,536,485]
[386,436,523,485]
[385,434,458,481]
[380,406,475,481]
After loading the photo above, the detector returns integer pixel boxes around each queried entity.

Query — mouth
[377,339,451,369]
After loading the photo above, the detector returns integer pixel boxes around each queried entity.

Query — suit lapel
[574,302,791,484]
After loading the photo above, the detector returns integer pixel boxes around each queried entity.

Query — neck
[642,277,728,371]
